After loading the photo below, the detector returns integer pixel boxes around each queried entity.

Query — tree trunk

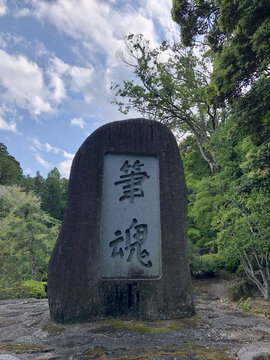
[194,135,218,174]
[239,251,270,300]
[262,275,270,299]
[30,250,36,281]
[30,232,36,281]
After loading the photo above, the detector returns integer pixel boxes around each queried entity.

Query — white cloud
[49,56,95,103]
[31,138,42,150]
[70,117,86,129]
[0,115,17,133]
[29,138,74,177]
[58,151,74,178]
[30,141,51,168]
[7,0,174,118]
[30,139,61,154]
[25,0,158,62]
[69,65,94,96]
[44,142,61,154]
[58,158,72,178]
[0,0,7,16]
[145,0,177,34]
[48,72,66,104]
[62,150,74,159]
[34,153,51,168]
[0,49,53,115]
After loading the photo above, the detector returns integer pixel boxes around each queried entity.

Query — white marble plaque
[100,153,161,279]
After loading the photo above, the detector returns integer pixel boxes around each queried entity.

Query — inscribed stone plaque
[48,118,195,323]
[100,153,161,279]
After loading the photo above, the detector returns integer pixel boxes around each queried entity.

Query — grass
[235,296,270,319]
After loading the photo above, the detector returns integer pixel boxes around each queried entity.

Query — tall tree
[111,34,226,173]
[0,143,23,185]
[172,0,270,102]
[41,168,67,220]
[0,186,60,284]
[22,171,45,198]
[213,192,270,299]
[171,0,218,48]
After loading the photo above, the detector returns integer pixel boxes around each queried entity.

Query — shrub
[225,278,256,302]
[191,253,225,278]
[18,280,47,299]
[0,280,47,300]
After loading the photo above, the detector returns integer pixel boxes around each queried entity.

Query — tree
[213,192,270,299]
[111,34,226,173]
[171,0,218,48]
[172,0,270,102]
[22,168,68,221]
[180,137,214,249]
[41,168,67,220]
[0,143,23,185]
[230,76,270,146]
[0,186,60,285]
[22,171,45,198]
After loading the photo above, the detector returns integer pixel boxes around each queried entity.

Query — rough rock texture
[237,344,270,360]
[48,118,194,323]
[1,280,270,359]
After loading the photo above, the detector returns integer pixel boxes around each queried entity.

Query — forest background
[0,0,269,301]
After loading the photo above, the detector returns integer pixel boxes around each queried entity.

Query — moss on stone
[41,324,65,334]
[0,344,44,354]
[82,343,232,359]
[83,346,108,359]
[106,315,199,334]
[163,344,232,360]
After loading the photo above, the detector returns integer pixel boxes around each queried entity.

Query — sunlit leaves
[0,186,60,286]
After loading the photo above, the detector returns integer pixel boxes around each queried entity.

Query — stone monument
[48,118,194,323]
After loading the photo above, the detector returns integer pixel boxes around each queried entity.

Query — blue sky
[0,0,178,178]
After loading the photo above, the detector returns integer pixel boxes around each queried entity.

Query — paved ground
[0,279,270,359]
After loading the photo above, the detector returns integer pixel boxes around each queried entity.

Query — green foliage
[191,253,225,278]
[0,146,67,299]
[182,146,223,249]
[171,0,218,47]
[111,34,226,173]
[238,297,257,313]
[41,168,68,220]
[213,191,270,298]
[187,239,201,276]
[19,280,47,299]
[22,171,44,197]
[0,143,23,185]
[0,186,60,292]
[180,136,211,180]
[231,76,270,145]
[211,0,270,101]
[189,177,224,248]
[22,168,68,221]
[172,0,270,102]
[0,280,47,300]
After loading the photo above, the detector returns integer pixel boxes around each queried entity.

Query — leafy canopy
[0,186,60,286]
[0,143,23,186]
[172,0,270,102]
[111,34,225,173]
